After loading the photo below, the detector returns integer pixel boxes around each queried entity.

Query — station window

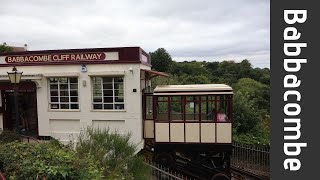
[91,76,124,110]
[48,77,79,110]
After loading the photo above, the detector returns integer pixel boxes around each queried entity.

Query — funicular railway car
[143,84,233,180]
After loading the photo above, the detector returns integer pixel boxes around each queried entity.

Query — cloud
[0,0,269,68]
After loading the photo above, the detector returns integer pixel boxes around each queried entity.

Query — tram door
[143,94,154,139]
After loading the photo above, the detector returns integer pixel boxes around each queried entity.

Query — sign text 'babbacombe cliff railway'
[4,52,106,63]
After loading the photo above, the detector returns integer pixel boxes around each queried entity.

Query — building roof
[153,84,233,95]
[9,46,27,52]
[141,69,169,78]
[2,42,27,52]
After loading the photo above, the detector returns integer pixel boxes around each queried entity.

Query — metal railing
[146,160,195,180]
[231,142,270,177]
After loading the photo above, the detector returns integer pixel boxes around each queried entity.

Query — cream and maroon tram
[143,84,233,179]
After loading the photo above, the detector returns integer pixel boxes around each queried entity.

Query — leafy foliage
[75,127,151,180]
[150,48,173,72]
[0,141,102,180]
[0,130,21,144]
[0,44,13,53]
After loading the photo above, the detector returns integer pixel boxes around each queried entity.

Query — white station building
[0,47,167,150]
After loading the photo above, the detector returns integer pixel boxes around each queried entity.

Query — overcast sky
[0,0,270,68]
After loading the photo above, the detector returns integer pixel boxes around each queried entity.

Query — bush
[0,141,102,180]
[0,130,21,144]
[75,127,151,180]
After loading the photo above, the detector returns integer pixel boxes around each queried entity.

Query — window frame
[48,77,80,111]
[154,94,233,123]
[91,76,125,111]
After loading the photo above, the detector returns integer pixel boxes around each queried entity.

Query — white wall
[0,63,150,150]
[0,90,2,130]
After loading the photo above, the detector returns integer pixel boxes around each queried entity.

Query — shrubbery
[0,129,150,179]
[75,127,151,180]
[0,141,102,180]
[0,129,21,144]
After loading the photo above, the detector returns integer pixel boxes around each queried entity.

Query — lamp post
[7,66,23,133]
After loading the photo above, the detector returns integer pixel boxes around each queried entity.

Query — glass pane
[71,104,79,109]
[201,101,216,121]
[158,96,168,101]
[185,101,199,121]
[114,83,123,89]
[114,90,124,96]
[59,84,68,90]
[103,83,113,89]
[157,101,168,122]
[70,84,78,89]
[217,97,229,122]
[103,77,113,83]
[50,84,58,90]
[71,97,78,102]
[49,78,59,83]
[186,114,200,121]
[92,77,102,84]
[51,104,59,109]
[93,96,102,102]
[186,96,199,101]
[50,97,58,102]
[60,104,69,109]
[70,90,78,96]
[114,77,123,82]
[60,97,69,102]
[208,96,215,101]
[103,90,113,96]
[93,104,102,109]
[145,96,153,119]
[114,104,124,110]
[92,89,102,97]
[50,91,58,96]
[171,96,182,101]
[115,96,124,102]
[60,90,69,96]
[69,78,78,83]
[104,97,113,103]
[171,100,183,121]
[104,104,113,109]
[59,78,68,83]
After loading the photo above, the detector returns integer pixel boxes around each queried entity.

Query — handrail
[20,135,40,143]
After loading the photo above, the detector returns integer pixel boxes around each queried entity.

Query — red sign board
[5,52,106,63]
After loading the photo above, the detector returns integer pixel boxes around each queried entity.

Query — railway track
[230,166,269,180]
[145,155,269,179]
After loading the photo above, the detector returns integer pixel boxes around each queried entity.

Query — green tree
[233,78,270,144]
[0,44,13,53]
[149,48,173,72]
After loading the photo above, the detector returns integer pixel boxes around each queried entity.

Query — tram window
[186,96,199,101]
[201,98,216,121]
[216,95,230,122]
[170,96,183,122]
[185,101,200,121]
[158,96,168,101]
[157,99,168,122]
[145,96,153,120]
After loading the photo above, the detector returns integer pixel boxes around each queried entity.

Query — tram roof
[153,84,233,95]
